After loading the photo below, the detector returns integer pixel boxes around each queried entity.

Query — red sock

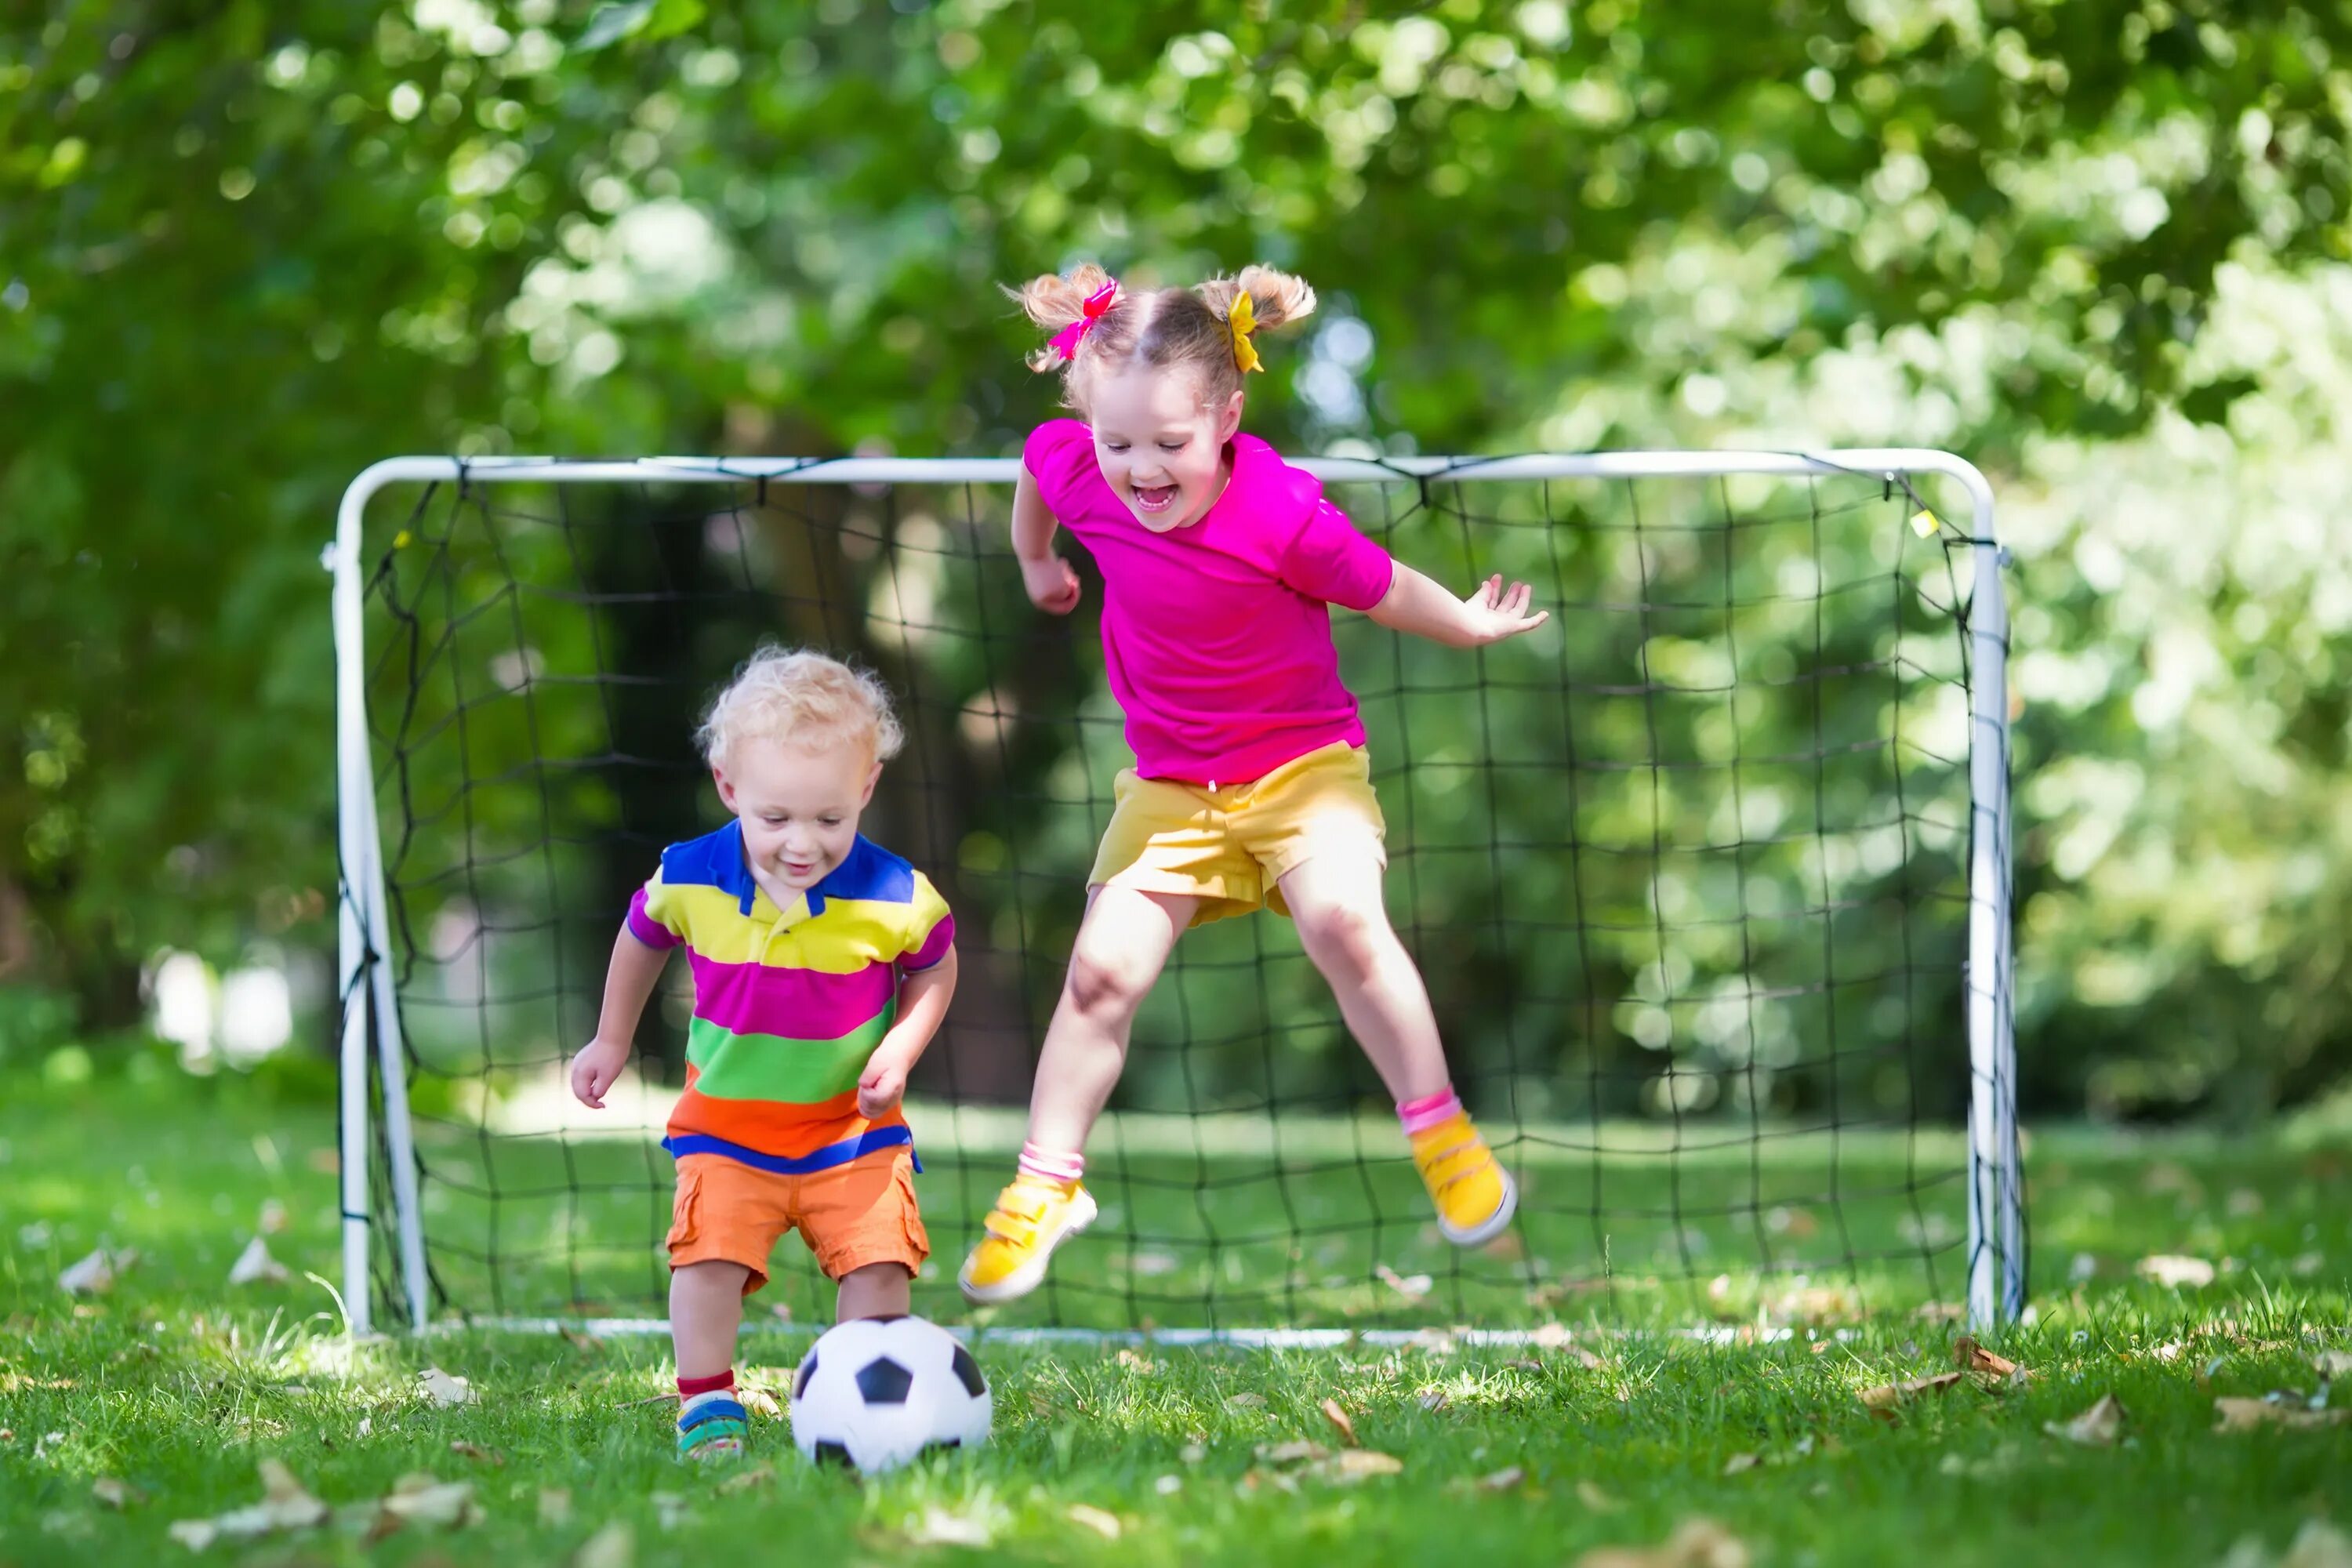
[677,1369,735,1399]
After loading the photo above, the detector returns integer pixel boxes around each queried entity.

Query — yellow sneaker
[957,1174,1099,1305]
[1410,1112,1516,1245]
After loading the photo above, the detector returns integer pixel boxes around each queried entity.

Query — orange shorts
[666,1147,927,1294]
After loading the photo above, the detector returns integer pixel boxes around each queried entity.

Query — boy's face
[712,735,880,896]
[1087,366,1245,533]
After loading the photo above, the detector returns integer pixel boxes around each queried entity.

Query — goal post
[331,448,2021,1337]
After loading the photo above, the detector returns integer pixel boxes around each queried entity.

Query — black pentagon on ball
[855,1354,914,1405]
[793,1351,818,1399]
[812,1439,854,1468]
[950,1344,987,1398]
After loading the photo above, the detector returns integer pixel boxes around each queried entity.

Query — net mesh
[350,459,1999,1330]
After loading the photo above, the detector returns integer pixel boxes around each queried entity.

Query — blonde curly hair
[697,645,905,768]
[1011,261,1317,413]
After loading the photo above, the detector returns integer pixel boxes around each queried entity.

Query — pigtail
[1196,265,1318,336]
[1009,262,1118,373]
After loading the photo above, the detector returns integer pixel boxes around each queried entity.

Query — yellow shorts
[666,1147,928,1294]
[1088,741,1387,927]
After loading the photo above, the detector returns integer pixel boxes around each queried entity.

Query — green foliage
[2,2,2350,1112]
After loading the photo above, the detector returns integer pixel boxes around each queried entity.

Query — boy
[568,647,957,1460]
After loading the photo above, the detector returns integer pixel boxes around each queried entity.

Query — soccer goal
[331,449,2021,1338]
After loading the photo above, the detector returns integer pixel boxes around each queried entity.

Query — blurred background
[4,0,2350,1129]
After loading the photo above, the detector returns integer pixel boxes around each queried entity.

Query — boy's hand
[569,1036,631,1109]
[1021,554,1082,615]
[1457,574,1548,644]
[857,1055,909,1120]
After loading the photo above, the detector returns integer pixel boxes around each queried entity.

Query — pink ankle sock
[1398,1088,1462,1136]
[1018,1142,1084,1184]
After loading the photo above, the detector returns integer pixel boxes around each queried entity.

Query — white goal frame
[331,449,2021,1336]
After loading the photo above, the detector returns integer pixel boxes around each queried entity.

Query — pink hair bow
[1047,279,1120,361]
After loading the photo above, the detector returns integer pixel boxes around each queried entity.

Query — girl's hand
[858,1055,910,1120]
[568,1036,631,1109]
[1021,554,1082,615]
[1458,574,1549,644]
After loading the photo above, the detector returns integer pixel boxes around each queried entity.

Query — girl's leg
[1275,853,1449,1102]
[670,1260,751,1378]
[1279,850,1516,1245]
[835,1261,913,1321]
[960,884,1192,1303]
[1023,884,1197,1152]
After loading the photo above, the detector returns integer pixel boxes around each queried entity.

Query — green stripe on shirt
[684,1007,895,1105]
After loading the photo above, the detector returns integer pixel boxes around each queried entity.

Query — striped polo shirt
[625,822,954,1174]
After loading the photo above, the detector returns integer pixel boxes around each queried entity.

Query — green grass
[2,1070,2349,1567]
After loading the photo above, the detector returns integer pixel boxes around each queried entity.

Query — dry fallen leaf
[1225,1392,1267,1410]
[382,1473,482,1530]
[1472,1465,1526,1492]
[169,1457,331,1550]
[227,1236,289,1287]
[92,1476,145,1510]
[1417,1388,1451,1414]
[59,1248,134,1296]
[1577,1480,1624,1512]
[417,1367,475,1407]
[1067,1504,1123,1540]
[1576,1518,1751,1568]
[2045,1393,2125,1446]
[448,1439,504,1467]
[1722,1451,1761,1475]
[909,1505,993,1547]
[1952,1338,2024,1380]
[537,1488,573,1527]
[2314,1350,2352,1381]
[571,1520,635,1568]
[1376,1263,1433,1301]
[1305,1450,1403,1484]
[257,1199,288,1235]
[1116,1347,1155,1373]
[2277,1519,2352,1568]
[1857,1370,1965,1416]
[2212,1398,2351,1433]
[737,1385,782,1420]
[1254,1440,1331,1465]
[2136,1254,2217,1289]
[1320,1398,1359,1447]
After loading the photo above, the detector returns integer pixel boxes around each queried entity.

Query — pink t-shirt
[1024,418,1396,785]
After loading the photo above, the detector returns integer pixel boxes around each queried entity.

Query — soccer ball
[787,1315,991,1472]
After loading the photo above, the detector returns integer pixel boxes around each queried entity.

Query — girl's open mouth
[1133,483,1179,515]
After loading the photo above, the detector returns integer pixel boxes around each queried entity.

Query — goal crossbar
[331,448,2020,1337]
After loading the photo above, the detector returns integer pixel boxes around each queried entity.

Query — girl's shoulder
[1226,433,1324,537]
[1022,418,1109,518]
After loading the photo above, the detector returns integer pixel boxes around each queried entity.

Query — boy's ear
[711,764,736,811]
[1216,388,1245,442]
[861,760,882,808]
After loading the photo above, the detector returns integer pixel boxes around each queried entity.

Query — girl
[959,263,1548,1305]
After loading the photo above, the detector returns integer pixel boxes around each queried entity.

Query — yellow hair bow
[1228,292,1262,374]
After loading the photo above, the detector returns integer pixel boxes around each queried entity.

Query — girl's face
[1087,365,1245,532]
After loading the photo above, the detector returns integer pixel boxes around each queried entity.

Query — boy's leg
[671,1258,753,1377]
[1278,852,1517,1245]
[835,1261,913,1320]
[959,885,1193,1303]
[670,1260,753,1459]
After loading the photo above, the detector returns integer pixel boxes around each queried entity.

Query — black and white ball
[787,1316,990,1472]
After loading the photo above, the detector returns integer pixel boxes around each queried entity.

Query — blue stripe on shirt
[662,1123,918,1175]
